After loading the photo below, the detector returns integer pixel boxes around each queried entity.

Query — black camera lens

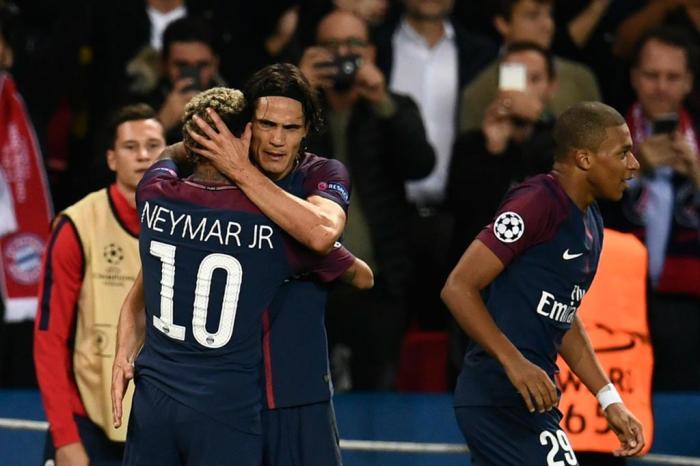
[333,54,362,91]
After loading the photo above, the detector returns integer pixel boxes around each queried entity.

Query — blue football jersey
[454,174,604,407]
[263,153,353,409]
[134,160,349,434]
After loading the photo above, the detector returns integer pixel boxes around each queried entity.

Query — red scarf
[0,72,53,322]
[625,102,700,297]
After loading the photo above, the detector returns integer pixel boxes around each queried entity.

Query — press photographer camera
[299,37,391,106]
[314,53,363,91]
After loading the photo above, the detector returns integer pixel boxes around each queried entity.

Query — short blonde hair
[182,87,246,163]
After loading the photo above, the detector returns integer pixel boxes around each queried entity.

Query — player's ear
[573,149,592,170]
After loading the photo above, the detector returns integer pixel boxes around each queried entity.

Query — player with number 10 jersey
[124,159,353,466]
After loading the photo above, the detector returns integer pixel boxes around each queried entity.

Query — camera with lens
[316,54,363,91]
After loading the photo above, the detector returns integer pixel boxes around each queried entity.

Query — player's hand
[55,442,89,466]
[187,109,253,182]
[503,355,558,413]
[111,355,135,428]
[604,403,645,457]
[355,61,389,105]
[298,46,337,90]
[158,78,198,130]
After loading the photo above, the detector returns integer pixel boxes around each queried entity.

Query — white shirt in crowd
[390,17,458,206]
[147,5,188,51]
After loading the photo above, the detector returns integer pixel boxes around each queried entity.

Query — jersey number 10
[149,240,242,349]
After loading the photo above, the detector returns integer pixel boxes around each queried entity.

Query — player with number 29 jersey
[453,174,603,466]
[125,160,353,465]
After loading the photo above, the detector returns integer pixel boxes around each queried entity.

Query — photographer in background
[140,16,224,143]
[298,9,435,390]
[605,26,700,392]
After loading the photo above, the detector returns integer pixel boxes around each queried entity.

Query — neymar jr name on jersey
[140,200,275,250]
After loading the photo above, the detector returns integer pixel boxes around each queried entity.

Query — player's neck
[551,165,593,212]
[191,162,231,184]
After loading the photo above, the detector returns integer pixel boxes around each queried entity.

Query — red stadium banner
[556,229,653,455]
[0,72,53,322]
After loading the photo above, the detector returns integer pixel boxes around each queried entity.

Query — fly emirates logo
[535,285,586,324]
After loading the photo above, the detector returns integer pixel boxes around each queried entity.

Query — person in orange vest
[557,228,654,465]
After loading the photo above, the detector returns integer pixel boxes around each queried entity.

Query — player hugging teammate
[111,66,372,466]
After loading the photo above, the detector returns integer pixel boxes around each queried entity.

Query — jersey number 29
[150,240,242,349]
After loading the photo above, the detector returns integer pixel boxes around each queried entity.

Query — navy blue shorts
[455,405,579,466]
[262,401,342,466]
[124,379,261,466]
[42,415,124,466]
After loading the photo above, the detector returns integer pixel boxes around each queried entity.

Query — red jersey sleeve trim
[34,216,87,447]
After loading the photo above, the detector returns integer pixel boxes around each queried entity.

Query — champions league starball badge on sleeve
[494,212,525,243]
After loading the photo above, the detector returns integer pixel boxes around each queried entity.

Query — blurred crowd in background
[0,0,698,397]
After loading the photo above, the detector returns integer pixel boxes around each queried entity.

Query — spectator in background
[613,0,700,112]
[87,0,189,135]
[448,41,557,265]
[459,0,601,133]
[335,0,390,26]
[34,105,164,466]
[604,27,700,391]
[373,0,497,330]
[0,13,53,388]
[446,41,557,384]
[140,16,224,144]
[613,0,700,61]
[299,9,435,389]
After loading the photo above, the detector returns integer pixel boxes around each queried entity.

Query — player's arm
[111,269,145,428]
[33,217,89,464]
[339,257,374,290]
[559,317,645,456]
[441,239,558,413]
[236,178,346,255]
[187,110,346,254]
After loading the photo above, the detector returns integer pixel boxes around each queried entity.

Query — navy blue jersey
[263,153,352,409]
[454,174,604,407]
[134,160,350,435]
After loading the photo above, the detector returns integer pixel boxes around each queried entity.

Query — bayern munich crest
[494,211,524,243]
[5,233,44,285]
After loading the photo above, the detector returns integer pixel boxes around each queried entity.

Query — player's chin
[607,184,627,201]
[260,161,288,180]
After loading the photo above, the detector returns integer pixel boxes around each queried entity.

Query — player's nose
[628,151,641,172]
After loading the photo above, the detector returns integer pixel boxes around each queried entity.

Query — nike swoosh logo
[562,249,583,260]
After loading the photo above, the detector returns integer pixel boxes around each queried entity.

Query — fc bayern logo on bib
[494,212,524,243]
